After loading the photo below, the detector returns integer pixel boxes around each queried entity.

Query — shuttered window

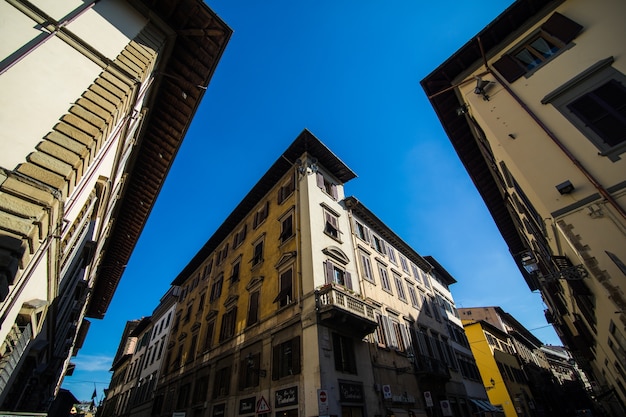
[493,12,582,82]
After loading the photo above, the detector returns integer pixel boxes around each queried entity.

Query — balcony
[414,355,450,382]
[0,323,32,395]
[316,284,378,339]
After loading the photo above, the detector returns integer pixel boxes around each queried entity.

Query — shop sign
[239,397,255,415]
[212,404,225,417]
[339,382,364,402]
[275,386,298,408]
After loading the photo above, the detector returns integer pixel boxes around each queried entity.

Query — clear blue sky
[62,0,560,402]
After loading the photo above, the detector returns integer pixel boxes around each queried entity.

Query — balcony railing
[316,284,377,338]
[414,355,450,381]
[0,323,32,395]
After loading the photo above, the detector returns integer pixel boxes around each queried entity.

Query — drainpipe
[477,36,626,220]
[2,0,100,76]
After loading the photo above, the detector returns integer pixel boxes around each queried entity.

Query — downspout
[477,36,626,220]
[2,0,100,76]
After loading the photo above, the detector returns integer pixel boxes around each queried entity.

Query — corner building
[153,130,492,417]
[422,0,626,414]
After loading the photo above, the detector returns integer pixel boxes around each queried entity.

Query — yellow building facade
[463,320,534,417]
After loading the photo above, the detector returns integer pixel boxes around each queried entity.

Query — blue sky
[62,0,561,401]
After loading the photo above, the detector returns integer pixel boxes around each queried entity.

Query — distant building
[461,306,593,416]
[0,0,230,411]
[140,130,496,417]
[462,319,535,417]
[100,320,141,417]
[127,287,178,417]
[422,0,626,415]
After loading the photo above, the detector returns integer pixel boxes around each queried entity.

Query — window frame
[219,307,238,342]
[393,273,407,302]
[316,172,338,200]
[252,201,270,229]
[324,259,353,289]
[493,12,582,82]
[251,237,264,267]
[274,266,294,308]
[272,336,301,380]
[543,61,626,161]
[279,210,294,244]
[323,207,341,241]
[378,263,392,293]
[333,333,357,374]
[359,250,375,283]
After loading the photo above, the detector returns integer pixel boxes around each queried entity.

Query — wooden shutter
[493,54,526,83]
[272,344,280,380]
[542,12,582,44]
[316,172,325,189]
[345,271,353,290]
[292,336,301,374]
[324,260,334,284]
[330,184,338,200]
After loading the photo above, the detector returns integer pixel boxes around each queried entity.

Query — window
[252,239,264,266]
[239,352,261,389]
[333,333,357,374]
[355,221,370,242]
[210,274,223,302]
[359,251,374,283]
[391,320,407,352]
[202,260,212,280]
[216,244,228,265]
[544,62,626,160]
[387,245,397,264]
[316,172,338,200]
[372,235,386,254]
[176,383,190,409]
[421,293,432,316]
[399,255,410,273]
[407,285,419,308]
[493,12,582,82]
[184,304,192,323]
[230,259,240,283]
[374,313,387,347]
[324,260,352,289]
[253,201,269,229]
[213,366,231,398]
[279,212,294,243]
[219,307,237,341]
[198,292,205,314]
[203,320,215,351]
[187,334,197,363]
[192,375,209,404]
[410,263,422,285]
[378,263,392,293]
[233,225,247,248]
[277,175,295,204]
[274,267,293,308]
[272,337,300,379]
[323,208,340,240]
[393,273,406,302]
[247,291,259,326]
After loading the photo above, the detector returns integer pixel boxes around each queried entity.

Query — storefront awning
[470,399,500,412]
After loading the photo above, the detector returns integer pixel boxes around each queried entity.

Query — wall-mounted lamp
[456,104,468,116]
[521,252,539,275]
[485,378,496,390]
[555,180,575,195]
[474,76,491,101]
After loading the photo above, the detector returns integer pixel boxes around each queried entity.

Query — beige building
[0,0,230,411]
[422,0,626,415]
[146,130,494,417]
